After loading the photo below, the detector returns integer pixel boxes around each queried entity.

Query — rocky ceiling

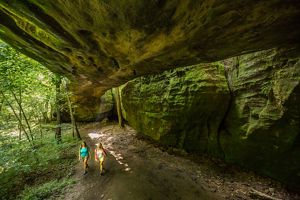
[0,0,300,97]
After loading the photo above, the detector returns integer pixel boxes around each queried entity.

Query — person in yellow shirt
[94,143,107,175]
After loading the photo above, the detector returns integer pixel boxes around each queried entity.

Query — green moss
[222,48,300,190]
[121,62,230,155]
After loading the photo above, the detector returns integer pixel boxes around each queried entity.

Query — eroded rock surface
[72,89,114,122]
[0,0,300,95]
[121,63,230,155]
[121,48,300,190]
[222,48,300,190]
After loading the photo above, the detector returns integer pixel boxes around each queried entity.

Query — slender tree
[18,88,22,140]
[63,79,81,140]
[10,90,33,141]
[55,75,62,143]
[114,87,124,127]
[0,91,33,145]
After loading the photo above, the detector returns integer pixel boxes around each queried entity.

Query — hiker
[79,141,90,175]
[95,143,107,175]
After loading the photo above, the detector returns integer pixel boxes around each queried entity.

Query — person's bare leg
[83,158,88,174]
[100,160,103,174]
[82,159,85,171]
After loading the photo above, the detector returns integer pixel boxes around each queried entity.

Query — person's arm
[78,148,81,161]
[95,149,98,161]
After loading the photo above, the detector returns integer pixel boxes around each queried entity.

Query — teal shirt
[80,147,89,157]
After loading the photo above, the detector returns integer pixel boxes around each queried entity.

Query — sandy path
[61,123,218,200]
[61,123,299,200]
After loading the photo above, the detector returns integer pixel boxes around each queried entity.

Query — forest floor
[60,122,300,200]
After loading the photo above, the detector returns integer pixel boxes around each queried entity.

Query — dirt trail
[61,123,299,200]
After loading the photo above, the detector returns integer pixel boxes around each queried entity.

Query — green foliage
[0,124,78,199]
[0,40,56,139]
[18,178,75,200]
[0,40,79,199]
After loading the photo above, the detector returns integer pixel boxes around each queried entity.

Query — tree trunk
[66,91,74,138]
[74,118,81,140]
[64,80,81,140]
[43,100,50,123]
[114,87,123,128]
[1,91,33,145]
[18,88,22,140]
[55,75,62,144]
[10,90,33,141]
[49,103,53,121]
[0,97,4,112]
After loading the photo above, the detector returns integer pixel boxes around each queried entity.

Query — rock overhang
[0,0,300,96]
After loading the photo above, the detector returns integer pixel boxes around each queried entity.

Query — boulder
[121,63,230,155]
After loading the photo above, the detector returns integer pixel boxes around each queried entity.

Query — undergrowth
[18,178,75,200]
[0,123,79,200]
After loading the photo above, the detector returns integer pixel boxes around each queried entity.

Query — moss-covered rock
[0,1,299,96]
[121,63,230,155]
[121,47,300,190]
[222,48,300,190]
[72,89,113,122]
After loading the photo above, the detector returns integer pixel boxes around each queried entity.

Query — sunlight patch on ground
[109,150,131,172]
[88,132,104,140]
[88,129,132,173]
[7,130,20,137]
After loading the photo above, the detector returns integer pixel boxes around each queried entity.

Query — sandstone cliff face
[121,64,230,154]
[222,48,300,190]
[121,48,300,190]
[0,1,299,96]
[72,89,113,122]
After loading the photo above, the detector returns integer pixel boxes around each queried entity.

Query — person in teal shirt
[79,141,90,175]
